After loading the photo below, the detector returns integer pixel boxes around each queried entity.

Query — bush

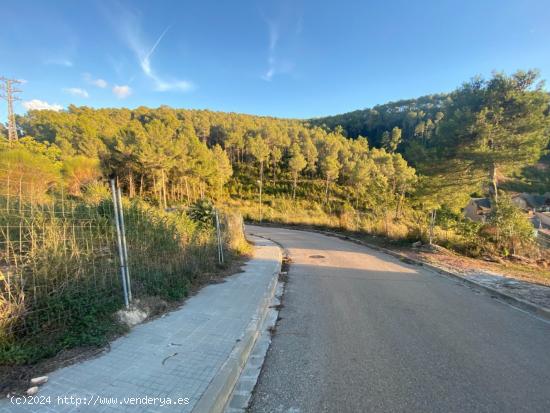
[61,156,102,196]
[82,181,110,205]
[484,196,535,256]
[187,199,216,227]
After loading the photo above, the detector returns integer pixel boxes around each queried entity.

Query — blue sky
[1,0,550,121]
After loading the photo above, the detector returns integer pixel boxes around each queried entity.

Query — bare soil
[399,246,550,287]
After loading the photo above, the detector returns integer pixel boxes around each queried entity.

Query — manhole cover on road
[309,255,325,259]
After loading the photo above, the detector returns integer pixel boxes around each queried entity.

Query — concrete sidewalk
[2,236,281,413]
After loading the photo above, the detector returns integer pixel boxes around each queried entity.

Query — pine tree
[434,70,550,201]
[288,143,307,199]
[248,134,270,220]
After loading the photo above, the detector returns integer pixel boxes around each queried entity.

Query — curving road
[246,226,550,413]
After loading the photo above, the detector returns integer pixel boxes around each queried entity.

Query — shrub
[82,181,111,205]
[187,199,216,227]
[61,156,102,196]
[484,196,535,255]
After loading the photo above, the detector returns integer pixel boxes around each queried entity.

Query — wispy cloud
[63,87,89,98]
[83,73,108,88]
[261,18,295,81]
[105,4,194,92]
[112,85,132,99]
[44,58,73,67]
[262,21,279,81]
[22,99,63,111]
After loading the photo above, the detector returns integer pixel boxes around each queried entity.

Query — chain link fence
[0,169,243,365]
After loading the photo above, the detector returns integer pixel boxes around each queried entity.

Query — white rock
[26,387,39,396]
[116,307,148,327]
[30,376,48,386]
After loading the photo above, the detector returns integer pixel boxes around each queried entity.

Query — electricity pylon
[0,77,22,141]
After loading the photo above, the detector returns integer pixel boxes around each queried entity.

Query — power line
[0,76,23,142]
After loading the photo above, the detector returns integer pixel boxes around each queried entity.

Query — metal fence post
[110,179,129,308]
[215,210,224,264]
[117,186,132,302]
[429,209,437,245]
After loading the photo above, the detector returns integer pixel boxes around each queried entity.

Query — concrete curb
[225,281,284,412]
[252,223,550,322]
[192,236,282,413]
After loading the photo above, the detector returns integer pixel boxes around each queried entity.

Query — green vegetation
[486,196,537,256]
[315,71,550,196]
[6,71,549,257]
[1,70,549,364]
[0,138,247,364]
[0,191,246,364]
[409,71,550,202]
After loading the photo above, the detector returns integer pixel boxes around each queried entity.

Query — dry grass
[1,194,250,365]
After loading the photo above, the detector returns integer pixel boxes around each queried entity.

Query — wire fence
[537,231,550,249]
[0,168,240,364]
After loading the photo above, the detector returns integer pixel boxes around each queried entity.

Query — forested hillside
[311,93,449,149]
[313,71,550,196]
[2,70,549,259]
[7,103,415,214]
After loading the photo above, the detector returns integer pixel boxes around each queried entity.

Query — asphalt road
[246,226,550,413]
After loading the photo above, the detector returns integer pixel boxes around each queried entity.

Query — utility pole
[0,77,22,142]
